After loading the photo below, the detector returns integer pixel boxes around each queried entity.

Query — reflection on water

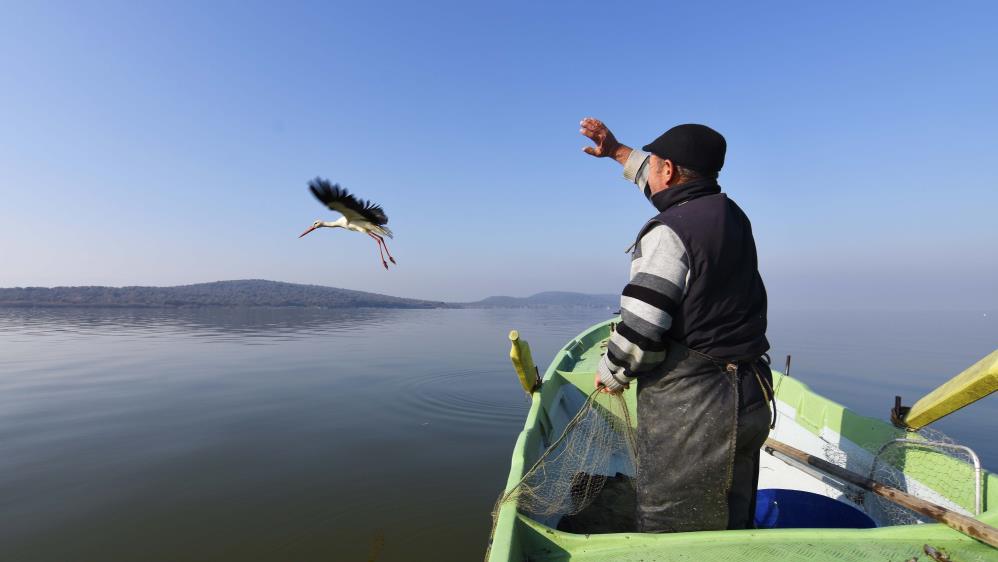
[3,306,401,342]
[0,307,613,562]
[0,306,994,561]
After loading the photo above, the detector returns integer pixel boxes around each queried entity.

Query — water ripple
[392,367,529,430]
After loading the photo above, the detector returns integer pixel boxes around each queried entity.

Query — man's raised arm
[580,117,653,198]
[579,117,632,164]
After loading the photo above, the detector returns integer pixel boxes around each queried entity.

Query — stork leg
[368,232,389,269]
[373,234,396,264]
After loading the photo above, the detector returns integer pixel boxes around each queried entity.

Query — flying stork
[299,177,397,270]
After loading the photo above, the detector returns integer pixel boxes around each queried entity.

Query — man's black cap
[642,124,726,175]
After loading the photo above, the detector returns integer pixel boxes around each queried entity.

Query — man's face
[646,155,673,194]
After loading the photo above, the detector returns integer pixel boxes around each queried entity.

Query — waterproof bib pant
[635,340,771,532]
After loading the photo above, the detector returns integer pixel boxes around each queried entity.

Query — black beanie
[642,124,726,175]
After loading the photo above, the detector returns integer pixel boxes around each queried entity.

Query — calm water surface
[0,307,995,561]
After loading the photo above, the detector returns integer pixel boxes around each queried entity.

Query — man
[580,117,773,532]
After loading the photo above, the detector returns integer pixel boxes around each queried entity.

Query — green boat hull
[488,319,998,561]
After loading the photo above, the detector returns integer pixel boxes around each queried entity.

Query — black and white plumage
[308,178,391,229]
[299,177,397,269]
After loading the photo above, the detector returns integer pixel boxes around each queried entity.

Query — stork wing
[308,177,389,226]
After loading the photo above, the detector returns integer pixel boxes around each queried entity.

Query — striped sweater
[598,150,690,391]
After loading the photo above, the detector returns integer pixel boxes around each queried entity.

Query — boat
[488,318,998,561]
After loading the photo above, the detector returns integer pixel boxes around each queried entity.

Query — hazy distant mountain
[0,280,451,309]
[461,291,618,309]
[0,281,619,310]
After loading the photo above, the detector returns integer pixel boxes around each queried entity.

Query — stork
[299,177,397,269]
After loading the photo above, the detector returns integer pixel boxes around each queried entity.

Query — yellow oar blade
[905,349,998,430]
[509,330,540,394]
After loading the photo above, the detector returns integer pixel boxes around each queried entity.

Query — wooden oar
[895,349,998,430]
[763,438,998,548]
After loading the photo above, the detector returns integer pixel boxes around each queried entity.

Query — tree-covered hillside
[0,280,451,309]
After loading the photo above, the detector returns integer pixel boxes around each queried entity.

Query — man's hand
[580,117,631,165]
[594,372,625,395]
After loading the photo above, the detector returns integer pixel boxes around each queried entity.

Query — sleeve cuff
[598,354,635,391]
[622,149,651,183]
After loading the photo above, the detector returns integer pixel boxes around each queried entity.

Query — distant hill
[0,281,619,310]
[0,280,451,309]
[461,291,618,309]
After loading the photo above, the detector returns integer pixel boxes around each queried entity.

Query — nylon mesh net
[818,426,983,527]
[490,389,639,535]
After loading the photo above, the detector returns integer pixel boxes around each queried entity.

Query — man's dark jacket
[636,178,769,361]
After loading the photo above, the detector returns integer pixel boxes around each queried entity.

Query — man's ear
[662,159,675,185]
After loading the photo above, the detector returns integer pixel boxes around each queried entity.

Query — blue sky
[2,1,996,308]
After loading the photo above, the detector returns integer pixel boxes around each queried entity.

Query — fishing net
[817,426,983,526]
[491,388,639,534]
[762,369,985,529]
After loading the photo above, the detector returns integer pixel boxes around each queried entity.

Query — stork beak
[299,225,318,238]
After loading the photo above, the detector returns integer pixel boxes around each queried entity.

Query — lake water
[0,307,995,561]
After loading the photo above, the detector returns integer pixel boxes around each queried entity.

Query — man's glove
[595,361,634,394]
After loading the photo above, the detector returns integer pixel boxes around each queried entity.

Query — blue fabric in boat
[754,489,876,529]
